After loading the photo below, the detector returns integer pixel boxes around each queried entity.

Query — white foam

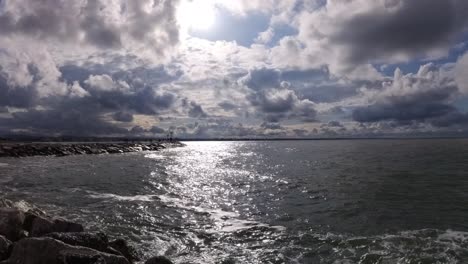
[158,194,286,233]
[88,192,157,202]
[145,153,165,159]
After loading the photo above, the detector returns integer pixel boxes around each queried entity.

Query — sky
[1,0,468,138]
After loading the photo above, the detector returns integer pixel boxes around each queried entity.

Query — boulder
[58,249,106,264]
[46,232,110,253]
[30,215,55,237]
[144,256,173,264]
[0,208,25,241]
[53,218,84,233]
[0,199,13,208]
[109,239,140,263]
[0,237,130,264]
[29,217,84,237]
[0,235,12,261]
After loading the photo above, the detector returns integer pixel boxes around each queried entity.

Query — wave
[87,191,158,202]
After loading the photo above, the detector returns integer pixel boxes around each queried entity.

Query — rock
[145,256,173,264]
[0,235,12,261]
[1,237,130,264]
[109,239,140,263]
[0,208,25,241]
[58,249,106,264]
[29,216,84,237]
[47,233,110,253]
[12,201,46,216]
[53,218,84,233]
[30,215,55,237]
[0,199,13,208]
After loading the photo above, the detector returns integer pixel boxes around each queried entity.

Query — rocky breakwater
[0,198,174,264]
[0,142,185,158]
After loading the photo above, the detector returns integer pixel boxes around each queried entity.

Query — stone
[58,249,106,264]
[30,217,84,237]
[53,218,84,233]
[145,256,173,264]
[0,199,13,208]
[47,232,109,253]
[0,235,12,261]
[1,237,130,264]
[30,215,55,237]
[109,239,140,263]
[0,208,25,241]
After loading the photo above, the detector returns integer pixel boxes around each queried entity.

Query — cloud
[330,0,468,64]
[241,68,318,122]
[0,0,180,60]
[112,111,134,122]
[3,107,128,136]
[270,0,468,77]
[150,126,166,134]
[455,51,468,93]
[352,64,462,126]
[187,101,208,118]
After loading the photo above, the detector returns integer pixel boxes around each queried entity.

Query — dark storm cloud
[81,0,122,48]
[260,122,283,130]
[187,101,208,118]
[240,68,281,91]
[130,125,146,134]
[241,68,318,122]
[0,65,40,108]
[112,111,134,122]
[334,0,468,63]
[149,126,166,134]
[218,101,238,111]
[352,86,458,123]
[248,89,296,113]
[3,107,127,136]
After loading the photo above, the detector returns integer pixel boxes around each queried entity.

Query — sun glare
[178,0,217,32]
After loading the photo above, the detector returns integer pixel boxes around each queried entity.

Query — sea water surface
[2,140,468,263]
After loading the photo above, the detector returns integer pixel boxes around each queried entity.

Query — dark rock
[30,215,55,237]
[30,217,84,237]
[1,237,130,264]
[58,249,106,264]
[47,232,109,253]
[0,208,25,241]
[0,235,12,261]
[145,256,173,264]
[53,218,84,233]
[0,199,13,208]
[109,239,140,263]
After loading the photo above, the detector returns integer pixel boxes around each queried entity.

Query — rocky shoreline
[0,198,174,264]
[0,141,185,158]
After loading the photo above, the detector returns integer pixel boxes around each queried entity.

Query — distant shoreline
[2,136,468,144]
[0,141,185,158]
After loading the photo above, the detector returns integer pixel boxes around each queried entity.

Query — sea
[2,139,468,264]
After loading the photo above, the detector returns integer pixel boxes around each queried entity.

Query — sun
[177,0,217,32]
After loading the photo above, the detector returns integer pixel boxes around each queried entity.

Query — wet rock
[109,239,140,263]
[47,232,110,253]
[1,237,130,264]
[0,235,12,261]
[58,249,106,264]
[145,256,173,264]
[359,253,382,264]
[29,216,83,237]
[0,199,13,208]
[0,208,25,241]
[30,215,55,237]
[53,218,84,233]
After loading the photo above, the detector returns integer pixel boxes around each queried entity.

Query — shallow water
[2,139,468,263]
